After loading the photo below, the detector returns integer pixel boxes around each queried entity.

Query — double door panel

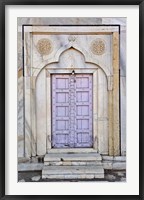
[52,74,93,148]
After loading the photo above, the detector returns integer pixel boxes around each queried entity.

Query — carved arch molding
[23,26,120,157]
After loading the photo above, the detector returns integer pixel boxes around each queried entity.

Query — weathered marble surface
[120,77,126,155]
[18,163,44,171]
[97,69,108,154]
[17,17,126,158]
[36,70,47,155]
[18,76,24,157]
[102,18,126,155]
[17,17,102,26]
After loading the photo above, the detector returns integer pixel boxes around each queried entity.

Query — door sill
[47,148,98,154]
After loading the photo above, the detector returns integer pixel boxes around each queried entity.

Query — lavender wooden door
[52,74,93,148]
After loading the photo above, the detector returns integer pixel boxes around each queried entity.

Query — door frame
[46,68,98,151]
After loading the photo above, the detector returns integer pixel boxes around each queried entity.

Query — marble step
[44,153,102,163]
[44,161,102,166]
[42,165,104,179]
[47,148,98,154]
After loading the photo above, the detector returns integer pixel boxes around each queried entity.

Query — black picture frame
[0,1,143,199]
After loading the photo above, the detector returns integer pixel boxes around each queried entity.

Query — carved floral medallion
[90,39,106,55]
[36,38,53,55]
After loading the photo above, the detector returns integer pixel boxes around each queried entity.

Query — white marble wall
[18,30,24,157]
[18,76,24,157]
[17,17,126,158]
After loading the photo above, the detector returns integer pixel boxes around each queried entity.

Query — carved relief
[90,39,106,55]
[68,35,76,42]
[36,38,53,55]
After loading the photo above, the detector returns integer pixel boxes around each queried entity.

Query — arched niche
[34,46,112,89]
[35,48,109,155]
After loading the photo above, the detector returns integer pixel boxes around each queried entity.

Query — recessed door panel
[52,74,92,148]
